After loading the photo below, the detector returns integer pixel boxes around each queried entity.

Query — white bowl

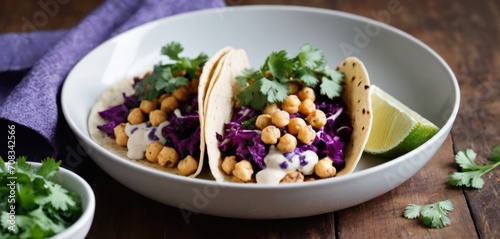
[28,162,95,239]
[61,5,459,219]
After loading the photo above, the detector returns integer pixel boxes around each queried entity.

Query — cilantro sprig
[448,145,500,189]
[0,157,82,239]
[236,44,344,110]
[135,41,208,100]
[404,200,454,229]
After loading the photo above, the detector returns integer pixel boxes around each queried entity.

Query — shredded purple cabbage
[97,121,119,138]
[313,98,353,167]
[217,107,268,169]
[97,93,139,138]
[162,94,200,159]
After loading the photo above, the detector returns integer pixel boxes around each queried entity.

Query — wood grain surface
[1,0,499,238]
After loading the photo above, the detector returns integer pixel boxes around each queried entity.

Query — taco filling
[89,41,232,177]
[205,44,372,184]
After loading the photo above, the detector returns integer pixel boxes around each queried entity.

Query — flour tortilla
[88,48,232,177]
[204,49,251,181]
[205,52,372,181]
[336,57,372,176]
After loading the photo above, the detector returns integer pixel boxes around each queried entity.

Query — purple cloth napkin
[0,0,225,163]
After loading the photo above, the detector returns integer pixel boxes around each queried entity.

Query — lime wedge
[364,85,439,158]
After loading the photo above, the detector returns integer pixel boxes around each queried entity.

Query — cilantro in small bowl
[0,157,95,239]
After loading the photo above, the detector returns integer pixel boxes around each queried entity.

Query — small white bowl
[28,162,95,239]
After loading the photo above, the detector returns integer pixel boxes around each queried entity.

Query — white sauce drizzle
[256,147,319,185]
[125,121,170,160]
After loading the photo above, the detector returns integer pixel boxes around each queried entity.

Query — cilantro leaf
[161,41,183,60]
[155,67,189,93]
[235,68,261,87]
[18,183,37,211]
[296,68,319,87]
[320,77,342,99]
[188,53,209,77]
[260,77,289,104]
[236,44,345,110]
[297,43,326,70]
[36,182,76,211]
[448,170,485,189]
[135,41,207,100]
[403,204,421,219]
[320,68,344,98]
[448,146,500,189]
[16,156,31,173]
[1,211,16,233]
[238,79,268,110]
[404,200,454,229]
[36,157,60,179]
[264,51,294,80]
[29,207,65,234]
[455,149,477,170]
[134,65,163,100]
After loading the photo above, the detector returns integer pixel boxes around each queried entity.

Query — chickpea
[299,98,316,116]
[314,157,337,178]
[263,103,279,115]
[288,82,300,94]
[158,93,171,103]
[255,114,272,130]
[281,95,301,114]
[172,86,189,102]
[149,110,167,127]
[231,176,245,183]
[271,110,290,128]
[306,109,327,129]
[160,96,179,113]
[221,156,237,175]
[195,68,203,78]
[189,78,200,94]
[145,142,163,163]
[127,108,144,125]
[280,171,305,183]
[277,133,297,153]
[261,125,281,145]
[139,100,157,114]
[287,118,307,135]
[297,125,316,145]
[158,147,179,167]
[233,160,253,182]
[297,87,316,102]
[113,123,128,147]
[177,155,198,176]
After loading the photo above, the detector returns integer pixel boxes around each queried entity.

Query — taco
[88,42,233,177]
[205,44,372,184]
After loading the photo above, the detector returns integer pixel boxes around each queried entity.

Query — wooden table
[1,1,499,238]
